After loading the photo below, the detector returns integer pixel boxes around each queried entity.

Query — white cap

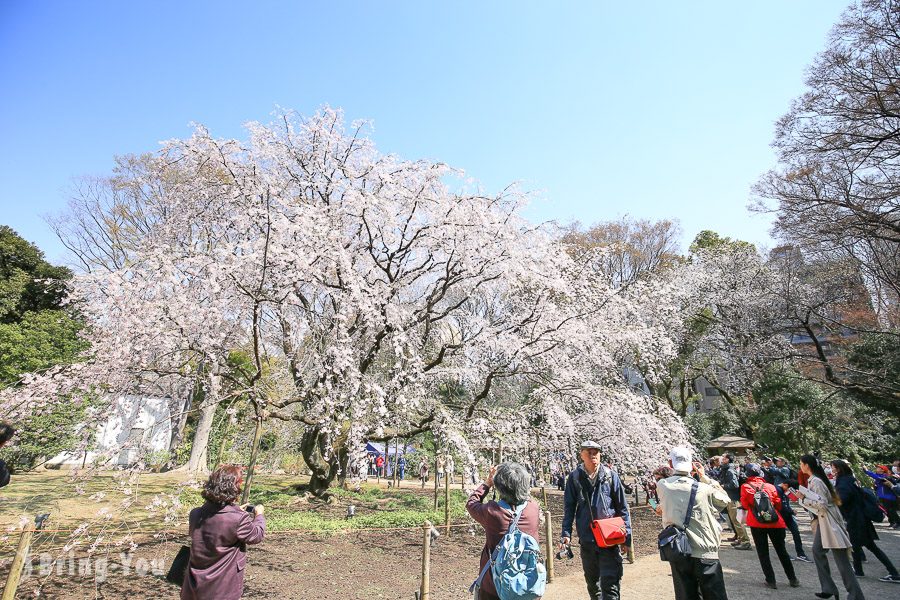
[669,447,693,473]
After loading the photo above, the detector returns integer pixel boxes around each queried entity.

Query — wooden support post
[543,510,554,583]
[2,515,46,600]
[433,455,439,510]
[420,521,432,600]
[542,486,548,510]
[444,466,450,536]
[498,440,504,464]
[241,414,264,504]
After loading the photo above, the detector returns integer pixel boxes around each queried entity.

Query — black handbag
[658,480,698,562]
[165,545,190,586]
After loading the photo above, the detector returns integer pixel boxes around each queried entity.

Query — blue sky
[0,1,849,264]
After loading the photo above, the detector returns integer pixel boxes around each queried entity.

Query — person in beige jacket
[656,447,731,600]
[796,454,865,600]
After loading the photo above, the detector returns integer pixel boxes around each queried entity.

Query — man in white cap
[560,440,631,600]
[656,447,731,600]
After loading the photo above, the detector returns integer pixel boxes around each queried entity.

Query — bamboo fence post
[420,521,432,600]
[2,514,47,600]
[444,466,450,536]
[433,454,439,510]
[241,414,264,504]
[542,486,548,509]
[543,510,554,583]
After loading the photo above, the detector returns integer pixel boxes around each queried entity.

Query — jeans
[852,540,899,577]
[580,545,621,600]
[669,556,729,600]
[749,527,797,584]
[811,525,864,600]
[781,511,806,557]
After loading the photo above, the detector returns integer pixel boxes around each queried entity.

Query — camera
[555,544,574,560]
[245,505,255,513]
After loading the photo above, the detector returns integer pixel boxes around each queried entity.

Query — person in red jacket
[740,463,799,590]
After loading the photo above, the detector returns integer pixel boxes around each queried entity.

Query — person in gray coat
[796,454,865,600]
[182,465,266,600]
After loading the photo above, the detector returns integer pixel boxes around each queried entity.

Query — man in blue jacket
[560,440,631,600]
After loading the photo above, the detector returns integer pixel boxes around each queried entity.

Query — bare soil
[1,487,662,599]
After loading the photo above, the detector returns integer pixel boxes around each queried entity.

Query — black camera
[555,544,574,560]
[245,505,255,513]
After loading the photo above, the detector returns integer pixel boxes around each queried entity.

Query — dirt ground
[1,487,661,599]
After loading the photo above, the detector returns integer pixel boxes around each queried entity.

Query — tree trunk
[185,362,220,473]
[169,366,202,452]
[300,426,340,498]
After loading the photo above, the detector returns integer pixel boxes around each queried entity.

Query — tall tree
[754,0,900,327]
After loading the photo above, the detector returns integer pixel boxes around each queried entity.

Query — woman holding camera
[466,462,541,600]
[181,465,266,600]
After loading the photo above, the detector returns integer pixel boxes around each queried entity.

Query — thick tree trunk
[185,363,220,473]
[170,364,203,452]
[300,426,340,498]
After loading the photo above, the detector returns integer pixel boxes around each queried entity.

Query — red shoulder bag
[583,469,628,548]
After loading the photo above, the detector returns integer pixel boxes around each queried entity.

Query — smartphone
[648,498,658,509]
[786,488,799,502]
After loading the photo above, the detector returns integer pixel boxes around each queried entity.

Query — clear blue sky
[0,1,849,264]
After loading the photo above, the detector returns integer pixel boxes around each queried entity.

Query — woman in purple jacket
[181,465,266,600]
[466,462,541,600]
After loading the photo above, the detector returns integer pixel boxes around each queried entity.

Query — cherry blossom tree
[3,107,695,498]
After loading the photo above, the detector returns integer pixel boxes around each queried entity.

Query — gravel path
[545,513,900,599]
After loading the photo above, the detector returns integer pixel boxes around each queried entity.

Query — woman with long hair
[831,460,900,583]
[181,465,266,600]
[796,454,865,600]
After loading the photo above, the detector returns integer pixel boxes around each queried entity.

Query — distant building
[47,395,171,469]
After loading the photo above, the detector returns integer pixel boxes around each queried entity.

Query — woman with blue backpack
[466,462,545,600]
[831,460,900,584]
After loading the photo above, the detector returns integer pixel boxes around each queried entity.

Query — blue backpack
[470,501,546,600]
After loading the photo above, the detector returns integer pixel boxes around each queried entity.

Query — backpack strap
[469,502,526,594]
[683,480,699,529]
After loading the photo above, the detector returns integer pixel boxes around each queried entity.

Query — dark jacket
[465,483,541,597]
[181,502,266,600]
[561,465,632,578]
[0,459,10,488]
[718,463,741,502]
[765,465,791,487]
[776,486,795,517]
[835,474,877,548]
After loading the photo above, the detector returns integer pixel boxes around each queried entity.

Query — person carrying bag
[560,440,631,600]
[656,447,732,600]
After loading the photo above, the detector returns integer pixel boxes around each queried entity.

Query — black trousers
[750,527,797,584]
[852,540,900,577]
[781,511,806,556]
[669,556,729,600]
[580,546,621,600]
[882,497,900,526]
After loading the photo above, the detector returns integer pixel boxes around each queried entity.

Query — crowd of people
[3,418,898,600]
[646,449,900,600]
